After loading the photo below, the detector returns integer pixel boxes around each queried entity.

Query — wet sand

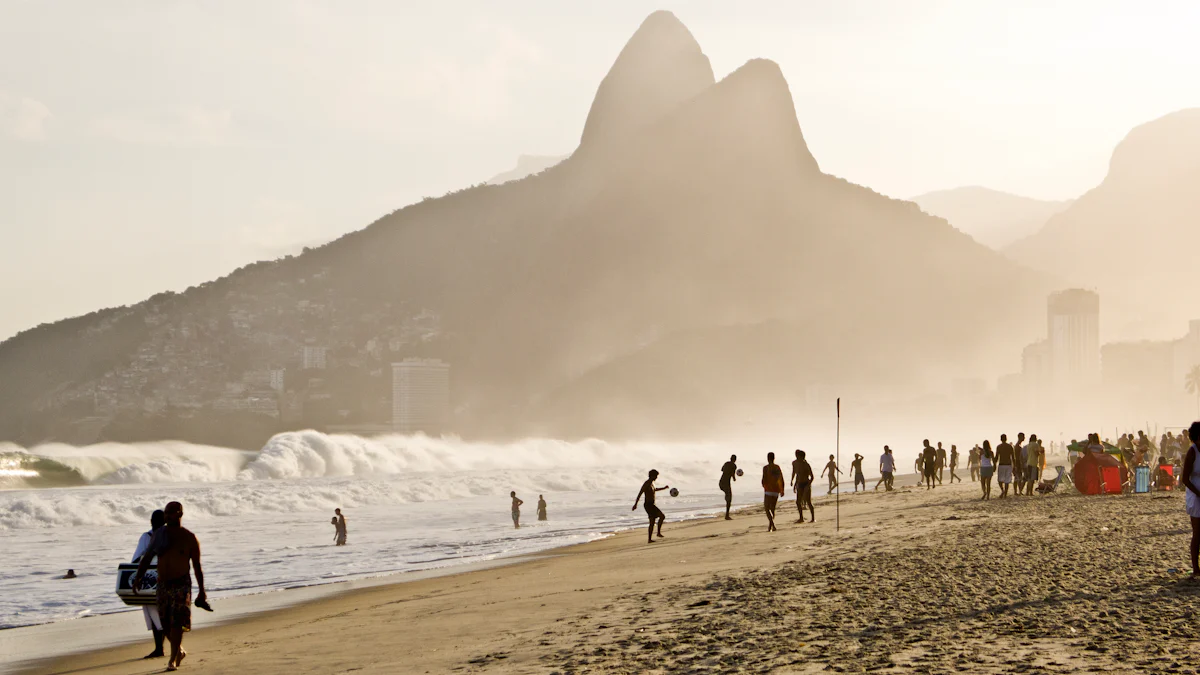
[21,477,1200,675]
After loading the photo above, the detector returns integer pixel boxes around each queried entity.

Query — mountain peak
[1105,108,1200,190]
[579,11,715,148]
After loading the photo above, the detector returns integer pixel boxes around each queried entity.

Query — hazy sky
[2,1,1198,340]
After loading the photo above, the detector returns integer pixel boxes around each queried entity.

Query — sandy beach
[20,477,1200,675]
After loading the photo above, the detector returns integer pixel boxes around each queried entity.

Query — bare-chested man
[791,450,815,523]
[632,470,669,544]
[762,453,785,532]
[133,501,206,672]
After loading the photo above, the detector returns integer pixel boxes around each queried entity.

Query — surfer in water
[511,492,524,529]
[632,470,669,543]
[719,454,738,520]
[791,450,815,523]
[537,495,548,521]
[132,509,167,659]
[132,501,207,672]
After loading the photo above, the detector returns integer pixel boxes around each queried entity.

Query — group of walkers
[968,432,1046,500]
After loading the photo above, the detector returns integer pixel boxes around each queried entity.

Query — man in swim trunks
[133,501,206,672]
[511,492,524,528]
[935,442,947,485]
[719,454,738,520]
[632,470,669,544]
[791,450,815,522]
[995,434,1015,498]
[851,453,866,492]
[876,446,895,491]
[1013,433,1027,495]
[921,440,937,490]
[949,445,961,483]
[1024,435,1043,495]
[821,454,841,493]
[762,452,785,532]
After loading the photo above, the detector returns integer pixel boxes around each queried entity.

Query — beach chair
[1036,466,1066,494]
[1155,464,1176,491]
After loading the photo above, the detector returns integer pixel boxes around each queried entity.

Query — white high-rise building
[392,358,450,434]
[1047,289,1100,390]
[302,346,327,370]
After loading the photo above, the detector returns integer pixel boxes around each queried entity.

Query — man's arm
[632,486,643,510]
[654,485,670,492]
[191,533,205,602]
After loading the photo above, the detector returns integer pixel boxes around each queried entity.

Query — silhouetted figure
[510,492,524,529]
[791,450,815,522]
[968,445,980,482]
[935,442,947,484]
[334,508,347,545]
[821,454,841,493]
[921,440,937,490]
[762,452,785,532]
[979,441,995,500]
[632,470,668,544]
[1183,422,1200,578]
[875,446,895,491]
[133,509,167,659]
[1013,432,1027,496]
[1024,435,1043,495]
[949,445,961,483]
[719,454,738,520]
[537,495,548,521]
[995,434,1015,498]
[851,454,866,492]
[62,569,76,579]
[133,501,207,672]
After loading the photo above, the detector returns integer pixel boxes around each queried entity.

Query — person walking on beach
[822,454,841,494]
[1024,435,1043,496]
[333,508,347,545]
[511,492,524,529]
[949,445,962,483]
[1181,422,1200,578]
[936,442,947,485]
[979,441,995,500]
[968,445,980,482]
[763,452,785,532]
[875,446,895,491]
[921,440,937,490]
[851,453,866,492]
[633,470,669,543]
[719,454,738,520]
[132,509,167,660]
[537,495,548,521]
[132,501,207,673]
[996,434,1015,498]
[792,450,815,523]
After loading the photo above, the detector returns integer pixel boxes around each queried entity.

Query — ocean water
[0,432,763,629]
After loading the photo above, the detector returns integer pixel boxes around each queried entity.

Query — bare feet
[724,516,732,520]
[144,651,164,660]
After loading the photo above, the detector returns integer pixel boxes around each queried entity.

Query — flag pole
[836,397,841,533]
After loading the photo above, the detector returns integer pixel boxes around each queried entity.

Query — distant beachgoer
[1013,433,1027,496]
[921,440,936,490]
[1183,422,1200,578]
[821,455,841,493]
[762,452,785,532]
[334,508,347,545]
[1068,439,1081,468]
[1024,436,1042,496]
[632,470,668,544]
[133,510,167,659]
[949,445,961,483]
[330,516,339,542]
[935,442,947,484]
[996,434,1015,498]
[537,495,548,521]
[719,454,739,520]
[875,446,895,492]
[791,450,815,522]
[133,501,206,672]
[968,445,980,482]
[63,569,76,579]
[510,492,524,529]
[851,454,866,492]
[979,441,995,500]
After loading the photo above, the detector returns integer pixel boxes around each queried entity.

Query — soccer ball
[736,469,744,477]
[669,488,680,497]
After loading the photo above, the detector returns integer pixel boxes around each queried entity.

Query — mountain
[486,154,566,185]
[1005,109,1200,337]
[0,12,1054,446]
[911,186,1072,250]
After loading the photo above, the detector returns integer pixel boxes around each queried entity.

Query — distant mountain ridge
[486,154,566,185]
[0,11,1054,445]
[911,186,1073,250]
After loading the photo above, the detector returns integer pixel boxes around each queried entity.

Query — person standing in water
[632,470,669,543]
[334,508,347,545]
[537,495,548,521]
[949,445,962,483]
[132,509,167,660]
[821,454,841,494]
[762,452,785,532]
[510,492,524,529]
[719,454,738,520]
[132,501,206,673]
[847,453,863,492]
[791,450,815,522]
